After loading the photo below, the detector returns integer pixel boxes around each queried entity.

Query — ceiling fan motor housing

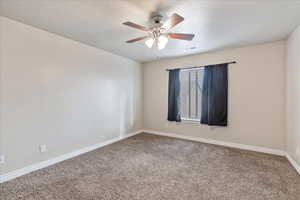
[152,15,163,24]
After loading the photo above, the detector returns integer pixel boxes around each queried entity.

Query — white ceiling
[1,0,300,62]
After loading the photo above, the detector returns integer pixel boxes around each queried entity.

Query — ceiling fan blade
[168,33,195,41]
[162,13,184,30]
[126,36,148,43]
[123,22,149,31]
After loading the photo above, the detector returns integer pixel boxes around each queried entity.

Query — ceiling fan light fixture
[157,35,168,50]
[145,38,154,48]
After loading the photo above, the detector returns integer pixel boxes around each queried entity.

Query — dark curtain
[167,69,181,122]
[201,63,228,126]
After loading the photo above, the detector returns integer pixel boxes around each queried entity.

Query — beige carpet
[1,133,300,200]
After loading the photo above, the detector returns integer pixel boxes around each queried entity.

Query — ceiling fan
[123,13,195,50]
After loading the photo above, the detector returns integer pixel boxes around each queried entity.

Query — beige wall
[287,25,300,165]
[0,17,143,174]
[0,16,3,174]
[143,41,286,150]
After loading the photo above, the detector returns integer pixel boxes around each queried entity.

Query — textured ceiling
[1,0,300,62]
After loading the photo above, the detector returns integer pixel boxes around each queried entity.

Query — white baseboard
[0,130,143,183]
[1,129,298,183]
[142,130,285,156]
[286,153,300,175]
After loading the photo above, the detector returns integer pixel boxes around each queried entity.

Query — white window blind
[180,69,204,121]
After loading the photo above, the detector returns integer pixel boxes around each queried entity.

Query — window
[180,69,204,121]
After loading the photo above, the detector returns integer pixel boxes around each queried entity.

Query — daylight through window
[180,69,204,121]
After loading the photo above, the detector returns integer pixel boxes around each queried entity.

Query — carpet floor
[1,133,300,200]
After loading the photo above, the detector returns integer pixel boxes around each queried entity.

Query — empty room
[1,0,300,199]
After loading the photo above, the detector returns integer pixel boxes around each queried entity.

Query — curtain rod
[165,61,237,71]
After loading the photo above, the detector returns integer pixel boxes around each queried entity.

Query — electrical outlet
[39,145,47,153]
[0,155,5,164]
